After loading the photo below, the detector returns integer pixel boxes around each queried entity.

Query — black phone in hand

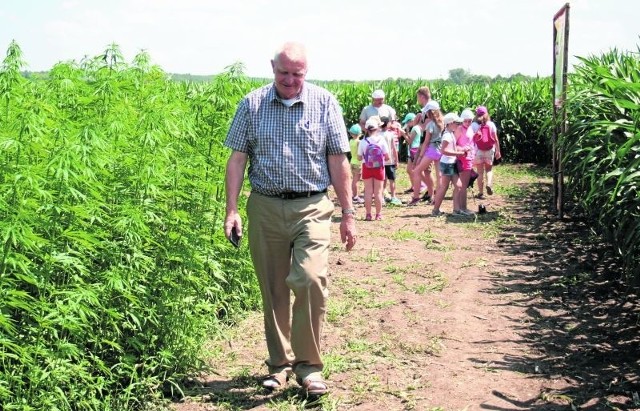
[228,226,241,248]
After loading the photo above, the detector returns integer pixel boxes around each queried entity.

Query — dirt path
[171,164,639,411]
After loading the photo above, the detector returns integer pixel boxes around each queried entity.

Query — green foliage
[0,41,259,410]
[561,47,640,282]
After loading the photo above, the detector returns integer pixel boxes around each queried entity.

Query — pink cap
[476,106,488,116]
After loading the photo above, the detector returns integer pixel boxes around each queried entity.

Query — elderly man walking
[224,42,357,397]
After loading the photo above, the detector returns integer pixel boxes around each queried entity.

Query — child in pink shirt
[456,109,476,214]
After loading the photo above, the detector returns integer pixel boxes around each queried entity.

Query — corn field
[0,39,638,409]
[561,47,640,282]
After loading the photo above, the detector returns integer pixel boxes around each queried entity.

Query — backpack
[473,124,496,150]
[363,137,384,169]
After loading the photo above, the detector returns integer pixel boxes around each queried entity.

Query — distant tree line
[21,69,541,84]
[447,68,538,84]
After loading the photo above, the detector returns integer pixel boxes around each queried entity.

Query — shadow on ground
[170,375,326,410]
[482,178,640,410]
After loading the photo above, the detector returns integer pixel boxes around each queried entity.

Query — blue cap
[348,124,362,136]
[402,113,416,125]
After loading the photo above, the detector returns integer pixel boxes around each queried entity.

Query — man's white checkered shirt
[225,82,349,196]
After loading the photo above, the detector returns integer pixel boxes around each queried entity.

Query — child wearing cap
[408,101,443,206]
[456,109,476,214]
[358,116,390,221]
[381,117,403,206]
[431,113,473,216]
[348,124,365,204]
[471,106,501,198]
[403,113,422,188]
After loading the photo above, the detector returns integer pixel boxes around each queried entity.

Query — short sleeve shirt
[383,130,399,166]
[427,121,442,147]
[349,138,361,166]
[409,125,422,149]
[359,104,397,123]
[357,132,390,160]
[225,82,349,195]
[440,131,457,164]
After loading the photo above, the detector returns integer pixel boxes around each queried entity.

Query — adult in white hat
[358,89,397,132]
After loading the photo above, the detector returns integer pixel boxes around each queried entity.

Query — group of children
[349,89,501,220]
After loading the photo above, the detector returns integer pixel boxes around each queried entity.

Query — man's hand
[224,210,243,241]
[340,214,356,251]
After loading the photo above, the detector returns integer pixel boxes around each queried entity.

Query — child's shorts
[426,146,442,161]
[474,149,495,165]
[384,164,397,180]
[362,165,385,181]
[440,161,458,176]
[409,147,419,162]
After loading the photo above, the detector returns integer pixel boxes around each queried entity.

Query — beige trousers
[247,192,334,381]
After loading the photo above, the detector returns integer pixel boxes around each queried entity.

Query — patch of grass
[364,247,381,263]
[368,299,397,309]
[330,243,343,251]
[499,184,529,200]
[414,284,428,294]
[384,264,400,274]
[418,271,448,292]
[391,228,418,241]
[343,286,396,309]
[553,272,591,287]
[391,274,406,287]
[266,391,339,410]
[460,211,515,239]
[345,339,375,353]
[461,257,489,269]
[327,299,353,324]
[398,335,445,356]
[425,238,450,251]
[350,373,382,397]
[496,163,551,180]
[343,287,371,302]
[322,352,353,377]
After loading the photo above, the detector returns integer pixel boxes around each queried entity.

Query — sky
[0,0,638,81]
